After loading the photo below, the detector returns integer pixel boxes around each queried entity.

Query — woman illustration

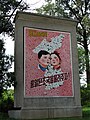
[44,51,62,77]
[50,51,61,70]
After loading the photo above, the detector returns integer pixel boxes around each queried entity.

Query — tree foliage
[60,0,90,84]
[36,1,55,16]
[81,84,90,107]
[0,0,29,36]
[0,39,14,97]
[78,47,86,78]
[0,89,14,112]
[36,0,68,17]
[36,0,90,85]
[0,0,29,96]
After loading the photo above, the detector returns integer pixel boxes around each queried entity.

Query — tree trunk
[83,30,90,85]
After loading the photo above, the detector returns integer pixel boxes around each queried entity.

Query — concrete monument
[8,11,82,119]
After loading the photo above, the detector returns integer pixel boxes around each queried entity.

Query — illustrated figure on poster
[38,50,50,72]
[44,51,62,77]
[33,34,64,77]
[50,51,61,70]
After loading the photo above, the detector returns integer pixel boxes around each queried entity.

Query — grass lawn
[0,107,90,120]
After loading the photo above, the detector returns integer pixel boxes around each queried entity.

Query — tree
[78,47,86,83]
[0,0,29,36]
[36,0,68,17]
[36,0,90,85]
[60,0,90,85]
[0,39,14,97]
[0,0,29,96]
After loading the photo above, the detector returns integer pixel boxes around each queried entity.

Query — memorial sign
[8,11,82,119]
[24,28,73,96]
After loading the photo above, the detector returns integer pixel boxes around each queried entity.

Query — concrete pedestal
[9,106,82,119]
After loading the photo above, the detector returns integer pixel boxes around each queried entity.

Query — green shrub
[82,107,90,117]
[81,84,90,107]
[0,89,14,113]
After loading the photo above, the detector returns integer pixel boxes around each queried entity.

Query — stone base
[8,106,82,119]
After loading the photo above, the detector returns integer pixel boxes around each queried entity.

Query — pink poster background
[24,27,73,97]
